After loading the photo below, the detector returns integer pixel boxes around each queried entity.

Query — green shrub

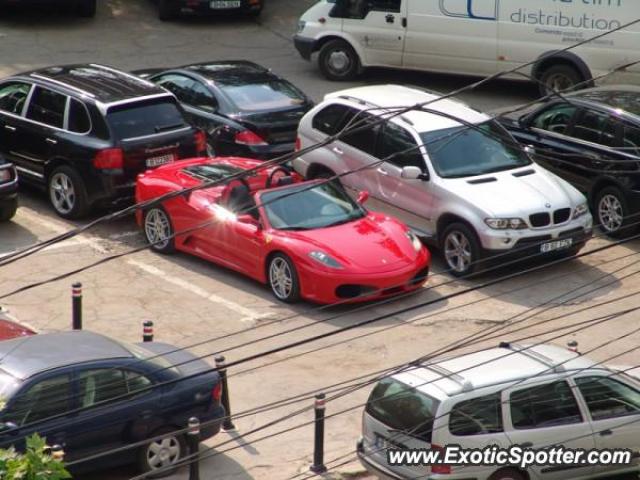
[0,434,71,480]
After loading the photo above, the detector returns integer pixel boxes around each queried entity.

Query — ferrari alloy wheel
[144,207,175,254]
[138,430,185,477]
[268,254,300,303]
[441,223,481,277]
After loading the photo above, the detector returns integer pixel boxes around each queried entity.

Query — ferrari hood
[286,215,419,271]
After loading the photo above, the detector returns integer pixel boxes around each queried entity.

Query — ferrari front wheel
[268,253,300,303]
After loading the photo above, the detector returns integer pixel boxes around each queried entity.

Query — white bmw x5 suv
[293,85,593,276]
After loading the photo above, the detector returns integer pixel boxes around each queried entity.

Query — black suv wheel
[48,166,90,219]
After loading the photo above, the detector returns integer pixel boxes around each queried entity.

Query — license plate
[541,238,573,253]
[210,0,241,9]
[146,154,175,168]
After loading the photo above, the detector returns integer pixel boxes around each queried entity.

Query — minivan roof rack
[425,364,474,393]
[499,342,565,373]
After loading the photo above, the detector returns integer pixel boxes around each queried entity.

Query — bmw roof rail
[499,342,565,373]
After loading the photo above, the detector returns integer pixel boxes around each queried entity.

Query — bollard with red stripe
[215,356,236,431]
[310,393,327,474]
[72,282,82,330]
[143,321,154,342]
[187,417,201,480]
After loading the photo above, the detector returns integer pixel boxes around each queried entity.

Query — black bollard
[215,356,236,431]
[72,282,82,330]
[51,444,65,462]
[143,320,154,342]
[310,393,327,474]
[187,417,200,480]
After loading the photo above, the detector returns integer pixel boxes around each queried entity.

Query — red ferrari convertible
[135,157,430,304]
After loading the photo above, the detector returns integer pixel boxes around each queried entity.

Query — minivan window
[421,121,530,178]
[366,378,439,443]
[510,380,582,429]
[0,81,31,115]
[68,98,91,134]
[106,98,187,140]
[378,122,425,170]
[26,86,67,129]
[449,393,503,436]
[576,376,640,420]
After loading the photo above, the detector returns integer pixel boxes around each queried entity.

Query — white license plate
[146,154,175,168]
[541,238,573,253]
[210,0,241,9]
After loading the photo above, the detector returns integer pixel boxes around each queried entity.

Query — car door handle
[46,138,58,145]
[377,167,389,175]
[386,14,395,23]
[600,429,613,437]
[332,147,344,155]
[4,125,16,132]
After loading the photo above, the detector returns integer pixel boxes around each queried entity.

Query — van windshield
[366,378,439,443]
[421,121,531,178]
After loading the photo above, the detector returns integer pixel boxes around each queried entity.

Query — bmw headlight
[572,203,589,219]
[297,20,306,33]
[485,218,527,230]
[309,251,343,269]
[406,231,422,252]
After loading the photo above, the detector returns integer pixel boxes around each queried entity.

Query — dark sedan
[0,156,18,222]
[157,0,263,20]
[136,61,314,160]
[499,86,640,237]
[0,331,224,476]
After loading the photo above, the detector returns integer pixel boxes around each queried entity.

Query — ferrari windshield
[421,121,530,178]
[261,182,366,231]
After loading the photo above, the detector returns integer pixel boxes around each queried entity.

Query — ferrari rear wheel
[268,254,300,303]
[144,207,176,254]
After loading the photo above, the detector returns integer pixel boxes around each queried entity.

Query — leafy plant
[0,434,71,480]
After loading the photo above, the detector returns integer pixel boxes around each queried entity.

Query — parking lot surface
[1,2,639,480]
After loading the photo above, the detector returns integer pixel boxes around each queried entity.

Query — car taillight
[295,136,301,151]
[430,444,451,475]
[235,129,267,146]
[212,383,222,403]
[0,168,12,182]
[93,148,124,169]
[194,130,207,155]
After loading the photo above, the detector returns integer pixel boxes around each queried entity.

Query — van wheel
[538,64,583,96]
[489,468,526,480]
[440,223,482,277]
[318,40,360,81]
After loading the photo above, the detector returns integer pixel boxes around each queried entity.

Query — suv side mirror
[401,166,429,181]
[357,190,369,205]
[237,214,260,228]
[0,421,18,434]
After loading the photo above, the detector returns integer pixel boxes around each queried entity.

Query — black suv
[0,156,18,222]
[500,86,640,237]
[136,61,313,160]
[0,64,205,218]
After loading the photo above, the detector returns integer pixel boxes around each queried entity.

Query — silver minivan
[358,343,640,480]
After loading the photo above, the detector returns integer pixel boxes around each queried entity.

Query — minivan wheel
[318,40,360,81]
[538,64,582,96]
[48,166,90,219]
[441,223,482,277]
[138,429,186,477]
[488,468,526,480]
[268,253,300,303]
[596,186,631,238]
[144,207,176,254]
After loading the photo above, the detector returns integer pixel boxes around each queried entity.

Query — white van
[293,0,640,94]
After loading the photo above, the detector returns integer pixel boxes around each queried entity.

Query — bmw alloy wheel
[269,257,293,300]
[145,208,171,250]
[598,194,623,233]
[49,172,76,215]
[145,435,181,471]
[444,231,472,273]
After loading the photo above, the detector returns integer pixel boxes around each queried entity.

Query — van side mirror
[357,190,369,205]
[401,166,429,181]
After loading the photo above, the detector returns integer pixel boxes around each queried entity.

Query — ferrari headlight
[309,251,343,269]
[406,231,422,252]
[572,203,588,219]
[485,218,527,230]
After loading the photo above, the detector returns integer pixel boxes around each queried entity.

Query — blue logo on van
[439,0,498,21]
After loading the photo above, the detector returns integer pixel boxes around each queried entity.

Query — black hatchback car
[0,156,18,222]
[0,331,224,476]
[499,86,640,237]
[0,64,205,219]
[137,61,314,160]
